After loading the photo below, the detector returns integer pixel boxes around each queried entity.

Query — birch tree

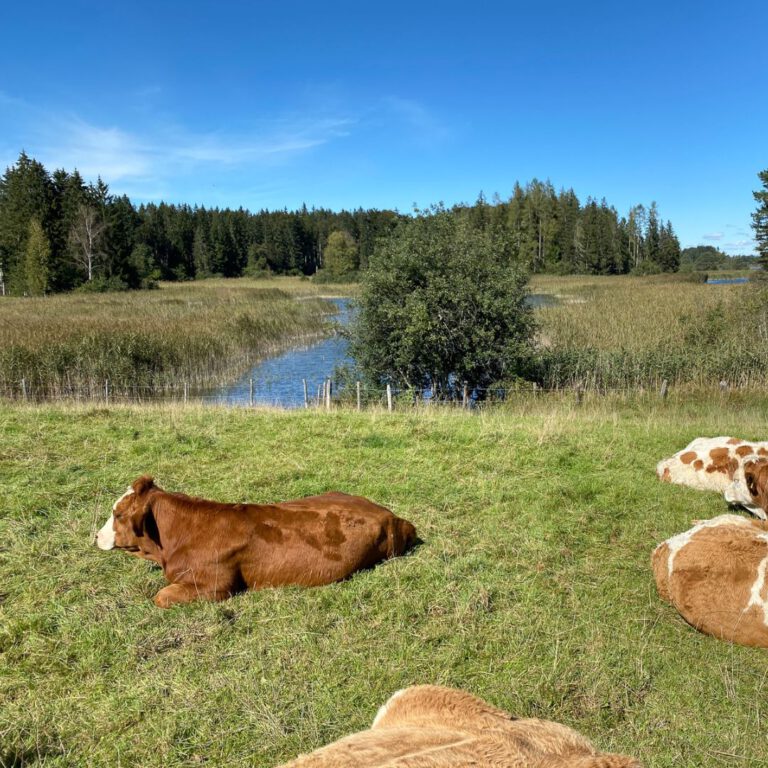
[69,203,105,281]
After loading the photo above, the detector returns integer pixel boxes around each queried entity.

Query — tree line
[0,152,681,295]
[754,168,768,270]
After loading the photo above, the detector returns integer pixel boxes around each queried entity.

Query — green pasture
[1,398,767,766]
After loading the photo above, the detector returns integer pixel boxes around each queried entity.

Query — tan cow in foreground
[96,476,417,607]
[652,514,768,648]
[656,436,768,518]
[278,685,640,768]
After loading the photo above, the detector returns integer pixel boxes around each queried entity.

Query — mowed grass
[531,274,768,389]
[1,399,768,767]
[0,277,356,395]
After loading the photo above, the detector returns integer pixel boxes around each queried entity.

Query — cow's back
[657,436,768,493]
[238,492,416,588]
[653,517,768,647]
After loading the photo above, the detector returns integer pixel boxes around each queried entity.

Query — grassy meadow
[2,399,768,766]
[0,278,356,396]
[532,273,768,390]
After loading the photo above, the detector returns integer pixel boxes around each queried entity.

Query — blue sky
[1,1,765,253]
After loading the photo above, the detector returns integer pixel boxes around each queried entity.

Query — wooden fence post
[21,378,27,401]
[105,379,110,406]
[659,379,668,400]
[303,378,309,409]
[386,383,393,412]
[356,381,361,411]
[249,378,254,407]
[183,381,189,404]
[326,379,332,410]
[462,382,469,409]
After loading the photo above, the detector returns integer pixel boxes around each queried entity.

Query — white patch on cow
[371,688,407,728]
[747,534,768,626]
[95,487,135,549]
[95,513,116,549]
[112,486,135,511]
[663,514,754,577]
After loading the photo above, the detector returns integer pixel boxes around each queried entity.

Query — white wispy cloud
[702,232,724,241]
[0,92,354,201]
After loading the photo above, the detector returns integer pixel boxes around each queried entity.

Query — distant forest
[1,151,683,295]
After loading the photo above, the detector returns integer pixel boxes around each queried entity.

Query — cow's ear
[757,464,768,500]
[131,500,149,537]
[131,498,161,545]
[746,465,759,498]
[132,475,155,496]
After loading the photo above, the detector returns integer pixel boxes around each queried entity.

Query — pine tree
[753,169,768,269]
[24,218,50,295]
[644,202,661,265]
[193,224,212,276]
[0,152,54,293]
[657,221,681,272]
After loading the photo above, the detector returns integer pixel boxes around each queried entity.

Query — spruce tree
[0,152,54,292]
[753,169,768,269]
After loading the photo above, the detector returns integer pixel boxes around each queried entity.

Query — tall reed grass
[0,278,353,394]
[531,274,768,389]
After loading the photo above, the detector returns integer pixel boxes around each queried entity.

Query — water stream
[208,293,558,408]
[205,298,353,408]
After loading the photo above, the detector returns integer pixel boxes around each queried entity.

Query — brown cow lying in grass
[653,514,768,648]
[95,476,417,608]
[278,685,641,767]
[656,436,768,518]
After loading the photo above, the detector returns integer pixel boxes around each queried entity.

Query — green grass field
[2,398,767,766]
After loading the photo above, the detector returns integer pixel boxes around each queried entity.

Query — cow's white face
[95,487,134,549]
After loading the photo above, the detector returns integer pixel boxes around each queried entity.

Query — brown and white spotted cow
[277,685,640,768]
[652,514,768,648]
[656,437,768,518]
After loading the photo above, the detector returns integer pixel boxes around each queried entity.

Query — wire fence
[0,375,752,411]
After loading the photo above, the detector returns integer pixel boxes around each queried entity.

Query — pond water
[527,293,559,307]
[207,292,558,408]
[706,277,749,285]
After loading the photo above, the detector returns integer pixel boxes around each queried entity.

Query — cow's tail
[387,517,417,557]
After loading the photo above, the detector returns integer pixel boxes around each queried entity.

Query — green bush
[350,206,536,396]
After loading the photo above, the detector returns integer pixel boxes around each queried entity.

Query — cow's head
[744,458,768,508]
[95,476,157,550]
[724,457,768,518]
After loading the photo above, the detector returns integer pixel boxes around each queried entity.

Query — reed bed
[0,278,354,394]
[532,274,768,389]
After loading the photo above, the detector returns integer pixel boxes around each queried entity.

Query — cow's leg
[153,583,230,608]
